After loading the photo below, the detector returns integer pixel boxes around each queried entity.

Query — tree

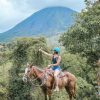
[7,37,48,100]
[60,1,100,99]
[60,1,100,65]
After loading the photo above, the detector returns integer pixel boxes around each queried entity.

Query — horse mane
[28,63,44,72]
[33,66,44,72]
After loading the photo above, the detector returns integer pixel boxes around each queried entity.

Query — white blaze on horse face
[25,67,29,75]
[27,63,30,67]
[23,67,29,82]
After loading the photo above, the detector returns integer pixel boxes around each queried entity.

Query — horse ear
[27,63,30,67]
[30,64,33,68]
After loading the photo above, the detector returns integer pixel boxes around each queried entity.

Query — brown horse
[23,65,76,100]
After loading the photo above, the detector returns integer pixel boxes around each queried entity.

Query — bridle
[23,67,44,87]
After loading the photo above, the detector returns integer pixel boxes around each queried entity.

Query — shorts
[52,66,61,71]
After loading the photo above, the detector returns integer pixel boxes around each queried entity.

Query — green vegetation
[60,0,100,99]
[0,0,100,100]
[60,0,100,65]
[7,37,49,100]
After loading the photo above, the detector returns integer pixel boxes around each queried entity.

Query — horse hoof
[54,88,59,92]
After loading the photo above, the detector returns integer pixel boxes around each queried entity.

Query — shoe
[54,87,59,92]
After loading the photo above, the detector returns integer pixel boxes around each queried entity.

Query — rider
[39,47,61,91]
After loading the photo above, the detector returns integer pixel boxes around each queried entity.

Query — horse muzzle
[22,75,28,83]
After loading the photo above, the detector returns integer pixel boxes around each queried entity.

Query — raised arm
[39,49,52,58]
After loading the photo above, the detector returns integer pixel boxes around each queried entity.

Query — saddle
[41,69,66,85]
[45,69,65,78]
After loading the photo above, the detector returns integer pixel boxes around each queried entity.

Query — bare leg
[54,69,60,91]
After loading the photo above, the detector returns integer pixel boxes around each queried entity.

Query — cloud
[0,0,85,33]
[43,0,85,11]
[9,0,85,12]
[0,0,35,32]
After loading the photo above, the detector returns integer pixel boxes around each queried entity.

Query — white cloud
[0,0,85,33]
[43,0,85,11]
[0,0,35,32]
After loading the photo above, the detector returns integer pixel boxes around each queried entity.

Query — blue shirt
[52,56,61,70]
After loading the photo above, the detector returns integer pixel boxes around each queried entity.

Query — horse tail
[73,80,76,98]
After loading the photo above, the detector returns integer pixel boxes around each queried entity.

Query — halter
[31,67,44,86]
[30,67,54,86]
[23,66,54,87]
[24,66,46,87]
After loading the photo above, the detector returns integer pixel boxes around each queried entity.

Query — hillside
[0,7,77,42]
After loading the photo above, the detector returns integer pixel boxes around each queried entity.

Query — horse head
[23,63,35,82]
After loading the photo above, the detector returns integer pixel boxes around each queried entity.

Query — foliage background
[0,0,100,100]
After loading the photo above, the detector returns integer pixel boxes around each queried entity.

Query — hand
[39,47,43,51]
[39,48,42,51]
[47,64,52,68]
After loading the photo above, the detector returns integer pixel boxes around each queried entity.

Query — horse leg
[45,94,47,100]
[69,81,76,98]
[47,88,52,100]
[42,92,47,100]
[43,90,47,100]
[42,87,48,100]
[65,86,73,100]
[65,81,76,100]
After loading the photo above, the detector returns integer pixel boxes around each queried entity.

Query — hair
[54,51,58,54]
[94,55,100,62]
[97,58,100,62]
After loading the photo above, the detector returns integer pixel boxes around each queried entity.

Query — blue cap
[53,47,60,53]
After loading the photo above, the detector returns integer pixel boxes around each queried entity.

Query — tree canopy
[60,1,100,65]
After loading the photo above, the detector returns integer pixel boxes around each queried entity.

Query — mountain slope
[0,7,77,42]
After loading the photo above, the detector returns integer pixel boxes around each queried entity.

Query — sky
[0,0,86,33]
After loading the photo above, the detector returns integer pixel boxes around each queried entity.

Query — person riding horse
[23,51,76,100]
[39,47,61,91]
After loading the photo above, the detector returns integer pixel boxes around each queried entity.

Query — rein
[29,67,45,87]
[24,66,54,87]
[29,77,42,87]
[29,67,54,87]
